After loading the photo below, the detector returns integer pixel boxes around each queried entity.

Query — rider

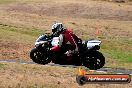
[50,22,81,54]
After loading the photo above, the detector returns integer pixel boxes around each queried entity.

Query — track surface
[0,60,132,75]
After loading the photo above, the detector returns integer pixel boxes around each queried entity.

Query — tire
[83,51,105,70]
[30,48,51,65]
[76,75,87,85]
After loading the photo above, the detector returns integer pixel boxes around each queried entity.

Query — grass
[100,39,132,62]
[0,0,16,4]
[0,62,77,88]
[103,49,132,62]
[0,63,4,69]
[0,62,131,88]
[0,23,44,37]
[0,26,36,44]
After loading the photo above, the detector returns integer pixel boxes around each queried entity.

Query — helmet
[51,22,64,33]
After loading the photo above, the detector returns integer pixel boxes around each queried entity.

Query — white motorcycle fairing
[86,40,101,49]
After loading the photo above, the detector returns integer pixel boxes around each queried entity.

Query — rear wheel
[83,51,105,70]
[30,48,51,65]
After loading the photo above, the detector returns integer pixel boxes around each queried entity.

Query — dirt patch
[4,2,132,21]
[0,40,33,61]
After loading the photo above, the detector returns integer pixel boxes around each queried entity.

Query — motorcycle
[30,34,105,70]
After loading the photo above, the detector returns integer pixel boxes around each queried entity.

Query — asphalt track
[0,60,132,75]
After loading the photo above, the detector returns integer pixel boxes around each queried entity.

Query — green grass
[99,38,132,68]
[0,23,44,37]
[0,0,16,4]
[100,39,132,63]
[0,63,5,69]
[0,23,45,44]
[101,49,132,62]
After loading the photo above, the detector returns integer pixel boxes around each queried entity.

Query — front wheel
[30,48,51,65]
[83,51,105,70]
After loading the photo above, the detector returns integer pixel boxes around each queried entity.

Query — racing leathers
[50,29,80,54]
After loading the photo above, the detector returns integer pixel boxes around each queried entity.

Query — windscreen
[36,35,47,42]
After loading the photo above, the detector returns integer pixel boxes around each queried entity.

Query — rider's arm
[50,34,64,52]
[67,30,79,52]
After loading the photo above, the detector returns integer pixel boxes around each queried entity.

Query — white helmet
[52,22,64,33]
